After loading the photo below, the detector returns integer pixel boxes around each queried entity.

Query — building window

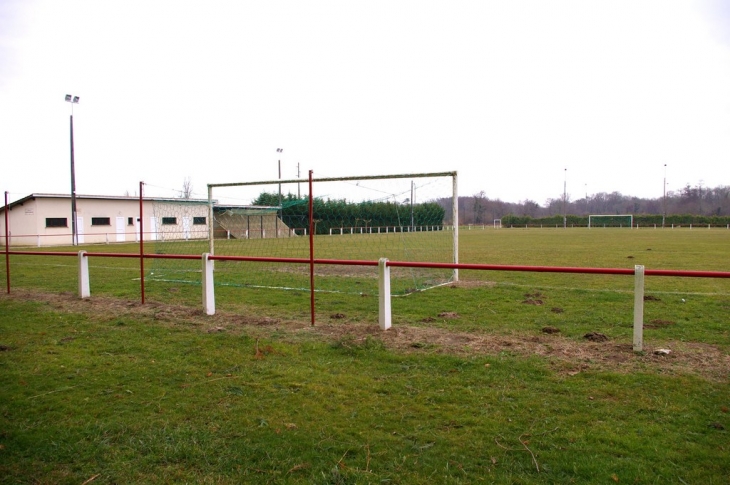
[193,216,206,225]
[128,217,134,225]
[161,217,177,225]
[91,217,111,226]
[46,217,68,228]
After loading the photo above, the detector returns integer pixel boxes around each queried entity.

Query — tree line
[447,183,730,226]
[252,192,446,234]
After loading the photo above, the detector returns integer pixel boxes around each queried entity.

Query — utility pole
[698,180,703,215]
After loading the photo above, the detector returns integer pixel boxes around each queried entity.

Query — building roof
[1,193,280,212]
[1,193,212,212]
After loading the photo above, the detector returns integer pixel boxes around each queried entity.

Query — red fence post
[309,170,315,326]
[4,191,10,294]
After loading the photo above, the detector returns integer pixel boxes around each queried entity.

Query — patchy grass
[1,228,729,483]
[1,291,729,484]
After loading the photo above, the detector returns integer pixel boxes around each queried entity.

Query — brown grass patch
[645,319,675,329]
[3,289,728,382]
[522,299,543,305]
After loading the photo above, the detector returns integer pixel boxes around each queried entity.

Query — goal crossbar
[208,171,458,189]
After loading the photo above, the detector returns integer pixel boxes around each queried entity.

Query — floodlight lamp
[276,148,283,153]
[72,96,79,103]
[65,94,72,102]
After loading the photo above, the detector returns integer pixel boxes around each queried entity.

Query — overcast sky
[1,0,729,206]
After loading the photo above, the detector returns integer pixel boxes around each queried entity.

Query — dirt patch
[314,322,728,381]
[644,295,661,302]
[3,288,292,334]
[542,326,561,334]
[437,312,460,319]
[522,299,543,305]
[551,307,564,314]
[584,332,609,342]
[645,319,675,329]
[3,289,728,382]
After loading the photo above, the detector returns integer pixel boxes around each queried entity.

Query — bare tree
[181,177,193,199]
[473,191,487,224]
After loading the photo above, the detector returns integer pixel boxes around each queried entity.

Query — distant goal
[588,214,634,228]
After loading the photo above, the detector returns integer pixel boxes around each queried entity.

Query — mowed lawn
[1,228,728,483]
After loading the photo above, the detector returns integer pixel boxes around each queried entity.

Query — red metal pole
[139,182,145,304]
[308,170,315,326]
[4,191,10,293]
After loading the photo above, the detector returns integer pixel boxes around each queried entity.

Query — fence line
[4,249,730,352]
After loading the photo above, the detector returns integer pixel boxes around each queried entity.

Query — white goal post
[201,171,459,293]
[588,214,634,228]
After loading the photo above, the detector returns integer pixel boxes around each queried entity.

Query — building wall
[1,197,211,247]
[0,199,41,246]
[149,202,210,242]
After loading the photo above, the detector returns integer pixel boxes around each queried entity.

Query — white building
[0,193,210,247]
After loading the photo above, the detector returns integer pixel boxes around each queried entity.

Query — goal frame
[588,214,634,228]
[207,171,459,283]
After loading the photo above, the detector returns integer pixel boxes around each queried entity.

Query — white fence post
[633,265,645,352]
[378,258,391,330]
[202,253,215,315]
[78,250,90,299]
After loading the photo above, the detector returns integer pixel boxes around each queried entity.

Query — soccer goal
[149,172,459,296]
[493,219,502,229]
[588,214,634,228]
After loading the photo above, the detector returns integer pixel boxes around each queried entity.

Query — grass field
[1,228,728,483]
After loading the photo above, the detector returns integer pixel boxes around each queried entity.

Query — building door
[135,218,141,242]
[150,217,158,241]
[182,217,191,240]
[116,217,126,242]
[76,216,85,244]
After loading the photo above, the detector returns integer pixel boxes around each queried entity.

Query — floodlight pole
[662,164,667,228]
[70,115,78,245]
[65,95,80,246]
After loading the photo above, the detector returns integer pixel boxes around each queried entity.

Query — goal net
[588,214,634,228]
[149,172,458,296]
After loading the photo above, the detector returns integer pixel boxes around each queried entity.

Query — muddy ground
[2,289,728,382]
